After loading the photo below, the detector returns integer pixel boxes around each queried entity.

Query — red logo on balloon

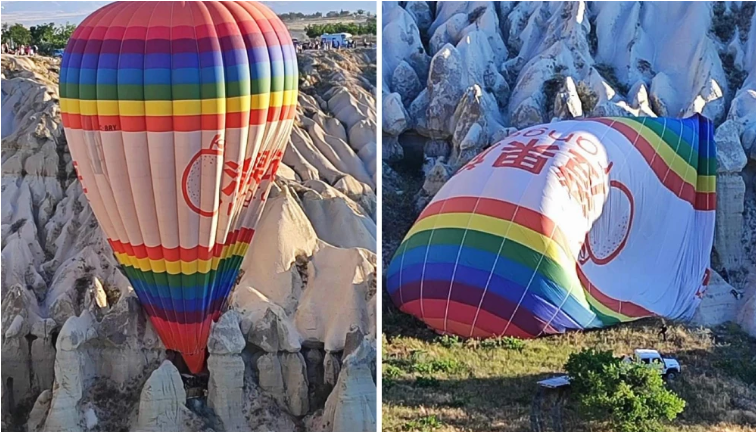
[182,134,224,217]
[578,180,634,266]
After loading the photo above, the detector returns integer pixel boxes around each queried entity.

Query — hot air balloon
[387,115,716,339]
[59,1,298,373]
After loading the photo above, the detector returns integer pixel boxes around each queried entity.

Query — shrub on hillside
[565,348,686,431]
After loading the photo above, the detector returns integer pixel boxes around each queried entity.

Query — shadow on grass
[382,375,582,432]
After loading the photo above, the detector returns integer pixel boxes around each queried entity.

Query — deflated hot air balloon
[59,1,297,373]
[387,115,716,339]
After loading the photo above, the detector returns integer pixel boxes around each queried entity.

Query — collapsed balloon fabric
[59,1,298,373]
[387,115,716,339]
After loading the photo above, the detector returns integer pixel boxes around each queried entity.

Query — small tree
[4,23,31,46]
[565,348,686,431]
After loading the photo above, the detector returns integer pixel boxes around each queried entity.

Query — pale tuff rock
[207,311,246,431]
[691,271,739,326]
[595,2,727,121]
[381,2,427,92]
[299,180,376,251]
[321,338,377,432]
[382,92,409,136]
[404,1,433,33]
[135,361,187,432]
[44,312,97,432]
[426,44,466,139]
[294,245,376,352]
[553,76,584,119]
[324,352,342,388]
[716,120,748,173]
[207,310,246,355]
[257,353,287,408]
[715,175,746,273]
[30,318,56,394]
[238,297,301,353]
[391,61,423,107]
[27,389,52,432]
[281,352,310,416]
[256,352,310,417]
[382,135,405,162]
[737,274,756,337]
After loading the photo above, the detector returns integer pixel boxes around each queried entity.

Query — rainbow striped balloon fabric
[59,1,297,372]
[387,116,716,339]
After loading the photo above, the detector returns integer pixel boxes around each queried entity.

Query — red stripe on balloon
[418,196,574,258]
[575,266,653,318]
[108,227,254,262]
[591,119,715,211]
[401,299,537,338]
[63,107,296,132]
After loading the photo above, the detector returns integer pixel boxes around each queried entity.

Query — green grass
[382,315,756,431]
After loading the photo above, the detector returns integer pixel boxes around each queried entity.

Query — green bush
[437,334,463,349]
[479,336,526,351]
[565,348,686,431]
[404,415,442,431]
[304,19,376,38]
[411,357,463,375]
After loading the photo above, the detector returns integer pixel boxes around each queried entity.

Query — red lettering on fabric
[492,139,559,175]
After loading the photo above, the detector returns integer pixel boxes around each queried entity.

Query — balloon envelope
[388,116,716,338]
[59,1,298,372]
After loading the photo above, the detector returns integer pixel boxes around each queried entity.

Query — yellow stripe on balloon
[583,293,634,322]
[405,212,574,272]
[612,117,715,191]
[61,91,297,116]
[112,241,250,275]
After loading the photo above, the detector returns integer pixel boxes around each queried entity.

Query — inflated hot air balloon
[387,115,716,338]
[59,1,297,373]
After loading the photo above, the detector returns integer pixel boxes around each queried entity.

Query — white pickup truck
[537,349,681,389]
[623,349,681,379]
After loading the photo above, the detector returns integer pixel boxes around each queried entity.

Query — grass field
[382,307,756,432]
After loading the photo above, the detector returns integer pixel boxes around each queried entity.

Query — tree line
[278,9,370,22]
[304,19,377,38]
[1,22,76,55]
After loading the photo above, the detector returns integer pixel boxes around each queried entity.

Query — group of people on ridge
[1,43,37,56]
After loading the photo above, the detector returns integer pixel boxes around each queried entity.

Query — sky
[0,1,376,26]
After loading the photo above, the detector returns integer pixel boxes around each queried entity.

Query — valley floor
[382,311,756,432]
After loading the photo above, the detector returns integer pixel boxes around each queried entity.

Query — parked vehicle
[537,349,682,389]
[623,349,681,379]
[319,32,352,47]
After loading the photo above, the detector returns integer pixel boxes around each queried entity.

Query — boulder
[714,175,746,272]
[391,61,422,107]
[257,353,287,408]
[426,44,465,139]
[382,92,409,136]
[281,352,310,417]
[135,361,187,432]
[715,120,747,174]
[321,338,376,432]
[208,311,246,431]
[404,1,433,33]
[26,389,52,432]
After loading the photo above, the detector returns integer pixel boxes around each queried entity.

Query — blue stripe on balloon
[389,245,596,329]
